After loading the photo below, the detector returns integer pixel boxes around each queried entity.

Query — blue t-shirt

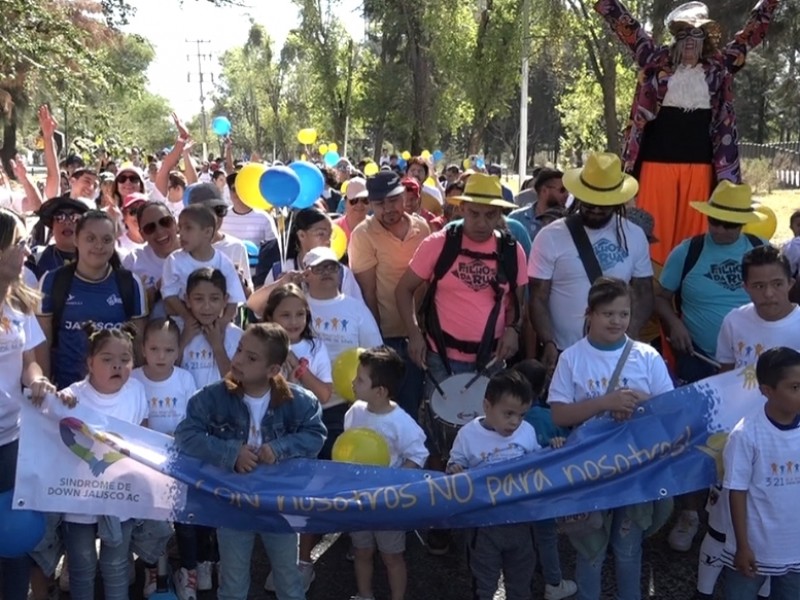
[659,233,761,357]
[40,269,147,389]
[28,245,75,280]
[445,216,532,259]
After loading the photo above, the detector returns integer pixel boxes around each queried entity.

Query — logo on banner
[59,417,129,476]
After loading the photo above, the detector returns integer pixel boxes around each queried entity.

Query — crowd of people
[0,74,798,600]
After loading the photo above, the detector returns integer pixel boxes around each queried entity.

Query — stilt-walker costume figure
[594,0,779,265]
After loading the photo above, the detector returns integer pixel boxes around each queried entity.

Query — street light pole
[519,0,530,182]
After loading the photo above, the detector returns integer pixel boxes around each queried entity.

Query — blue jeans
[676,345,718,385]
[576,508,643,600]
[725,569,800,600]
[217,527,303,600]
[384,337,425,421]
[0,440,32,600]
[62,520,134,600]
[533,519,563,586]
[174,522,215,570]
[318,403,348,461]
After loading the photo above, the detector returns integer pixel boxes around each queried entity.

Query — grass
[755,189,800,245]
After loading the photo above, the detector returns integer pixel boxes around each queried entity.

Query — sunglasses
[124,204,145,217]
[348,197,369,206]
[675,27,706,41]
[53,212,81,224]
[141,216,175,236]
[213,205,228,218]
[117,174,141,184]
[708,217,742,230]
[310,262,340,275]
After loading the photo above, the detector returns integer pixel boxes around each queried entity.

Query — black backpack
[50,263,137,349]
[418,224,520,374]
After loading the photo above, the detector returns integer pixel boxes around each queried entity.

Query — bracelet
[293,357,309,379]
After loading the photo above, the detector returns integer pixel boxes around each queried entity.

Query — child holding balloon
[345,345,428,600]
[174,322,326,600]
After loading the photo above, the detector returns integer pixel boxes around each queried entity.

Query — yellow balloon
[463,158,471,170]
[318,144,329,155]
[297,128,317,145]
[332,347,363,402]
[421,149,431,159]
[331,223,348,260]
[424,177,436,187]
[341,180,350,196]
[235,163,272,211]
[401,151,411,160]
[742,204,778,240]
[328,142,338,153]
[363,162,379,176]
[332,428,390,466]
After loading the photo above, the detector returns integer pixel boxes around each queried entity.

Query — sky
[123,0,363,119]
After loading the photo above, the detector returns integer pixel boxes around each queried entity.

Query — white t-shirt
[548,337,673,406]
[244,391,271,446]
[782,237,800,277]
[117,232,144,258]
[716,304,800,368]
[161,248,245,304]
[449,417,540,469]
[528,218,652,350]
[122,244,169,318]
[288,338,332,382]
[344,400,428,468]
[262,258,364,303]
[147,187,183,218]
[214,234,252,288]
[181,325,243,389]
[0,305,45,446]
[221,209,277,245]
[63,377,149,524]
[130,366,197,435]
[722,409,800,575]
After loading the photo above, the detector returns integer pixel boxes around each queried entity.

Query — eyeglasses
[310,262,340,275]
[675,27,706,41]
[708,217,742,230]
[348,197,369,206]
[53,212,81,224]
[213,205,228,218]
[141,216,175,236]
[116,175,141,184]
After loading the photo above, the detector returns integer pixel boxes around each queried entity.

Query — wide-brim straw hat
[562,153,639,206]
[690,180,766,224]
[450,173,516,209]
[666,2,722,46]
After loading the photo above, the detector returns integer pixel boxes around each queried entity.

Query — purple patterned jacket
[594,0,779,184]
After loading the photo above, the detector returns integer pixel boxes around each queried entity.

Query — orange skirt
[637,161,713,266]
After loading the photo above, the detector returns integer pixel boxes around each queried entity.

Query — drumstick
[425,368,447,399]
[665,338,721,369]
[461,357,499,393]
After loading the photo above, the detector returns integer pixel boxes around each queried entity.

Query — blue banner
[16,370,760,533]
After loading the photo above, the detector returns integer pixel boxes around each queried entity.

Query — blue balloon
[243,240,259,267]
[289,161,325,210]
[397,158,407,170]
[259,166,301,208]
[211,116,232,136]
[433,150,444,162]
[0,491,46,558]
[476,157,485,169]
[323,151,340,168]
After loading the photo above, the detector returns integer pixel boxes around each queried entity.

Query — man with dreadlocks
[529,153,654,372]
[594,0,779,266]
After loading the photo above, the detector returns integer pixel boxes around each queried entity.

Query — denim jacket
[174,381,327,471]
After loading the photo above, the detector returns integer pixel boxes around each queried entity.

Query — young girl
[548,277,673,600]
[263,283,332,592]
[60,323,149,600]
[131,318,212,600]
[180,267,243,390]
[174,323,326,600]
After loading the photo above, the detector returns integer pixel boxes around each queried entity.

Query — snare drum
[426,372,489,457]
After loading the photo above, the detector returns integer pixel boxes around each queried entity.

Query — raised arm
[723,0,780,74]
[156,113,191,196]
[37,106,61,199]
[594,0,663,68]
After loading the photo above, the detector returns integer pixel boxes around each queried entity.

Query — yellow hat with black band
[448,173,516,209]
[562,152,639,207]
[690,180,766,224]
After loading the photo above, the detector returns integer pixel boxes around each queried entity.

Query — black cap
[186,183,227,208]
[37,195,92,227]
[533,168,565,192]
[366,171,405,200]
[487,163,502,176]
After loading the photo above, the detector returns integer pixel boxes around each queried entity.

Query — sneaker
[426,529,451,556]
[143,566,158,598]
[264,562,316,593]
[668,510,700,552]
[174,567,198,600]
[545,579,578,600]
[196,561,213,591]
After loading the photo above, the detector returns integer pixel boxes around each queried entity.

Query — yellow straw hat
[562,153,639,206]
[689,181,766,224]
[450,173,516,209]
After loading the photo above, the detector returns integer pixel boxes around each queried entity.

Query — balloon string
[284,209,294,269]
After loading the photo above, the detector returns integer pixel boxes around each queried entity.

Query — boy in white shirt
[345,346,428,600]
[721,347,800,599]
[161,204,245,328]
[447,370,541,600]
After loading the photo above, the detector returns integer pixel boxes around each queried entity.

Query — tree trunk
[599,43,621,155]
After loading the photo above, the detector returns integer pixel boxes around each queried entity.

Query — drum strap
[606,338,634,393]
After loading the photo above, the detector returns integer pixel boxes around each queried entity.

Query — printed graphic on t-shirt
[593,239,629,270]
[704,259,742,291]
[313,316,350,333]
[478,442,528,465]
[147,395,182,413]
[766,458,800,487]
[0,314,25,353]
[450,259,495,292]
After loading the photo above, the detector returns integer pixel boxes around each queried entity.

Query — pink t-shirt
[409,230,527,363]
